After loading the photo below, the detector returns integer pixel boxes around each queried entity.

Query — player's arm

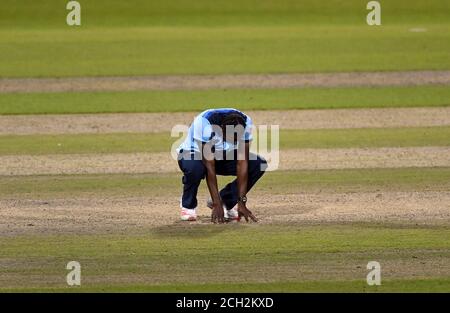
[236,141,249,201]
[236,138,257,222]
[200,141,225,223]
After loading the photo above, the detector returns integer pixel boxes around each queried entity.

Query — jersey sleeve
[192,116,213,143]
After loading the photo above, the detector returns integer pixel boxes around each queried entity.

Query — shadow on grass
[150,215,245,238]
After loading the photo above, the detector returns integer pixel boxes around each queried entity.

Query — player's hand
[237,202,258,222]
[211,201,225,224]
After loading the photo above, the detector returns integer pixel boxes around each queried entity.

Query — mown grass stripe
[2,278,448,293]
[0,225,448,291]
[1,86,450,115]
[2,24,450,77]
[1,167,449,198]
[0,127,448,155]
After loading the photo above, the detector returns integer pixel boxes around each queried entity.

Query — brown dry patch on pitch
[257,192,450,225]
[276,147,450,171]
[1,147,449,176]
[0,191,448,236]
[1,71,450,93]
[1,107,449,135]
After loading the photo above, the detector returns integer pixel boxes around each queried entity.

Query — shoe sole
[181,216,197,221]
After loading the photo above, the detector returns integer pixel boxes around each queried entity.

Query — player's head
[221,113,246,143]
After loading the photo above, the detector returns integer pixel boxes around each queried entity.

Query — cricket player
[177,108,267,223]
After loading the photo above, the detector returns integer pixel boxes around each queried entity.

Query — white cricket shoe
[180,199,197,221]
[225,206,239,222]
[206,199,240,222]
[180,208,197,221]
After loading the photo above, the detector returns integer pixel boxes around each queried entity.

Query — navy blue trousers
[178,152,267,209]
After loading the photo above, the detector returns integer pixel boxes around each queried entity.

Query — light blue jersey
[178,108,253,154]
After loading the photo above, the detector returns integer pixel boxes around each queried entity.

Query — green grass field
[2,0,449,28]
[1,0,450,77]
[1,86,449,115]
[2,24,450,77]
[1,0,449,293]
[2,168,450,199]
[0,126,449,155]
[1,224,449,292]
[2,166,449,292]
[4,279,450,293]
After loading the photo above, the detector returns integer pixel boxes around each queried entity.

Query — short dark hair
[221,113,246,128]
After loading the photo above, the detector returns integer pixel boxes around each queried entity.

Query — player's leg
[216,153,267,210]
[178,158,206,221]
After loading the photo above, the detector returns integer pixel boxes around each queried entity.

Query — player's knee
[250,155,267,177]
[257,156,268,175]
[183,162,206,183]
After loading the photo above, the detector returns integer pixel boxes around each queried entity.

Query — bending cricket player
[177,108,267,223]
